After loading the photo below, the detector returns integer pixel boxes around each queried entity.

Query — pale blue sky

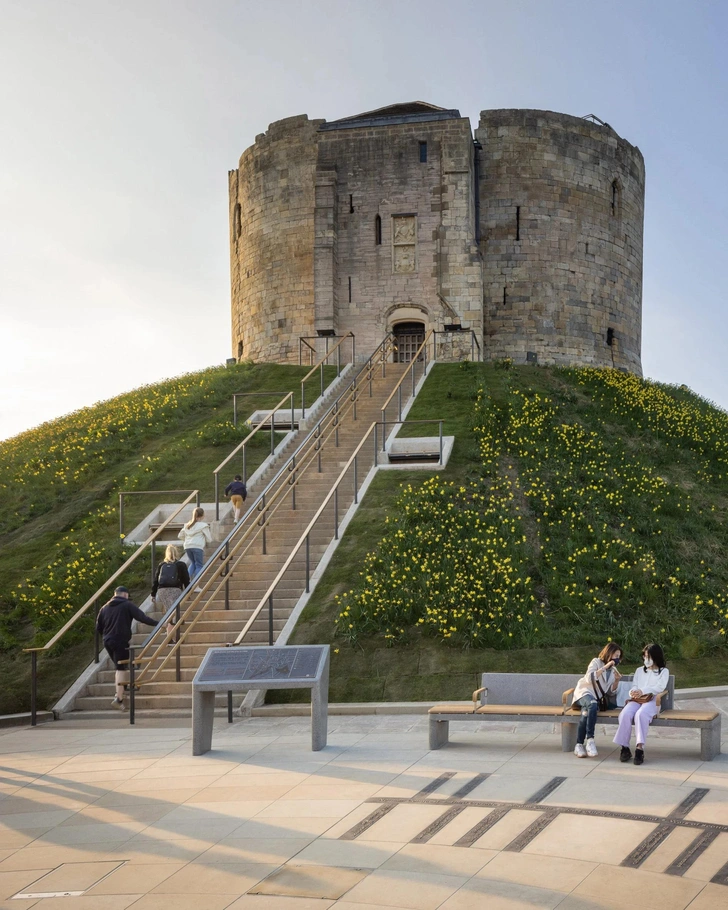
[1,0,726,439]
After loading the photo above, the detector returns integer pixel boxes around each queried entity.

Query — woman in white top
[177,507,212,581]
[571,642,622,758]
[613,643,669,766]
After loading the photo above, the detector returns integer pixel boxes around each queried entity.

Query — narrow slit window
[503,286,507,307]
[516,206,520,241]
[349,194,354,214]
[375,214,382,246]
[233,203,242,239]
[607,327,615,347]
[585,242,589,255]
[348,276,352,302]
[419,141,427,163]
[611,180,620,216]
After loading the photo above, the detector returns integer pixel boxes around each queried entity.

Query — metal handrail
[131,335,397,691]
[381,329,434,445]
[213,391,295,519]
[232,417,445,647]
[24,490,200,725]
[298,334,342,367]
[233,391,294,428]
[301,332,355,418]
[119,489,201,539]
[432,328,481,361]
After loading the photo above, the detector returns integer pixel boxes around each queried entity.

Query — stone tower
[229,103,644,373]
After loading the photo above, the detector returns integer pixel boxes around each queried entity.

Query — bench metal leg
[561,722,578,753]
[701,720,721,761]
[429,718,449,750]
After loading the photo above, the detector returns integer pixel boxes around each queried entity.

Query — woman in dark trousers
[571,641,623,758]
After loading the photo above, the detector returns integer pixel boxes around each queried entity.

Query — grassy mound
[286,363,728,702]
[0,362,325,713]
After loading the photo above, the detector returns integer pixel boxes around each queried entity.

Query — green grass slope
[0,362,329,713]
[285,363,728,702]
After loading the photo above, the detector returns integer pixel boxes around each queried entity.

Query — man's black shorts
[104,639,130,670]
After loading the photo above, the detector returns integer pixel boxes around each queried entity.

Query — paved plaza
[0,701,727,910]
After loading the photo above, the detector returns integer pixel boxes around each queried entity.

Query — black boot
[634,748,644,766]
[620,746,632,763]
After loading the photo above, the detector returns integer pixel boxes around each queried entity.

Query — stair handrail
[232,416,445,647]
[23,489,200,725]
[213,390,295,519]
[381,329,434,444]
[134,363,371,683]
[432,328,481,361]
[131,335,397,686]
[300,331,355,417]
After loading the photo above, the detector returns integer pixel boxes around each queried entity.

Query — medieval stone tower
[229,103,645,374]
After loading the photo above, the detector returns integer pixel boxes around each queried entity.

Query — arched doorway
[393,321,425,363]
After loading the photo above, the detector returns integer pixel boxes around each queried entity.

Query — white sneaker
[110,697,126,712]
[586,738,598,757]
[574,743,587,758]
[194,586,203,593]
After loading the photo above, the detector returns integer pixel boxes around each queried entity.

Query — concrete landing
[0,709,726,909]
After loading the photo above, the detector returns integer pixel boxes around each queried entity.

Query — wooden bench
[429,672,721,761]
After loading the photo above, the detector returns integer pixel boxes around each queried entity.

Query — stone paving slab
[0,709,725,908]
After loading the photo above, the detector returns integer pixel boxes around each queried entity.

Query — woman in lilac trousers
[613,643,669,766]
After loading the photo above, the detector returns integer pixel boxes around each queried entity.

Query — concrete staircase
[71,362,408,716]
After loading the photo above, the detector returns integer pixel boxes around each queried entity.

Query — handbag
[590,672,611,712]
[627,692,654,705]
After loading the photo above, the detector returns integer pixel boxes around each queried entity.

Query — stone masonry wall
[315,117,482,356]
[230,115,323,363]
[476,109,645,373]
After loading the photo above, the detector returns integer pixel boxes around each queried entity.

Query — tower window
[419,141,427,163]
[348,276,352,302]
[233,203,242,239]
[349,194,354,214]
[516,206,520,241]
[375,214,382,246]
[237,341,243,359]
[611,180,620,217]
[607,327,615,347]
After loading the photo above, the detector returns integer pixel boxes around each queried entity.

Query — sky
[1,0,727,440]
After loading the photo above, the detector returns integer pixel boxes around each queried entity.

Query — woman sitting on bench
[571,641,622,758]
[613,643,669,766]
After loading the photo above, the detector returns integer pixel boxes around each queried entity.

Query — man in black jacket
[96,586,159,711]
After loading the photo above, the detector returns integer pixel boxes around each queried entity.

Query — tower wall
[476,109,644,373]
[230,115,322,363]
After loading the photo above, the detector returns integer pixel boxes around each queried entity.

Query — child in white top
[613,643,669,766]
[177,507,212,582]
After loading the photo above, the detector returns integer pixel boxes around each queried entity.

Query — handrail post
[439,420,444,464]
[320,361,324,401]
[270,413,274,457]
[261,493,267,555]
[335,402,339,448]
[374,422,378,467]
[305,534,310,593]
[268,594,274,646]
[290,393,294,433]
[243,445,247,486]
[317,424,322,473]
[382,408,386,450]
[94,603,100,663]
[224,541,230,610]
[352,333,356,365]
[334,487,339,540]
[301,381,306,419]
[412,357,416,396]
[291,455,297,511]
[129,647,136,726]
[30,651,37,727]
[337,342,341,376]
[215,472,220,521]
[175,602,181,681]
[150,540,156,587]
[352,381,357,421]
[119,493,124,539]
[398,385,402,422]
[227,690,233,723]
[299,337,302,366]
[196,490,201,509]
[354,454,358,503]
